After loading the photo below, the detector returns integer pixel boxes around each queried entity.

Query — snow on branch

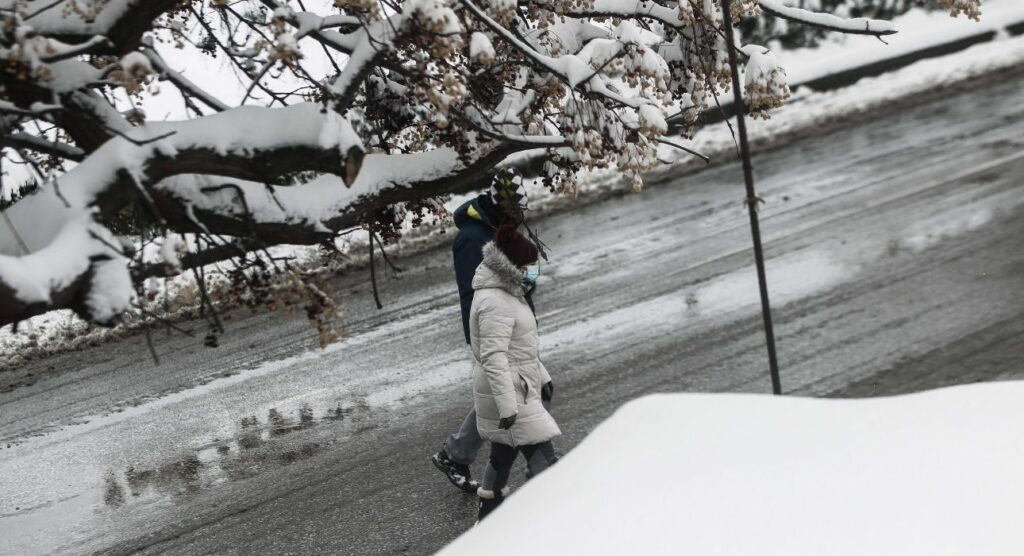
[37,35,113,63]
[558,0,690,31]
[0,212,131,326]
[759,0,897,36]
[326,15,403,111]
[152,146,525,245]
[0,103,363,326]
[4,0,182,51]
[264,1,361,53]
[462,0,648,109]
[3,103,363,229]
[0,143,526,327]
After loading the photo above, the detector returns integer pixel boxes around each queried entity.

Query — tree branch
[0,132,85,161]
[143,45,229,113]
[19,0,184,54]
[150,144,525,245]
[759,0,897,36]
[39,35,113,62]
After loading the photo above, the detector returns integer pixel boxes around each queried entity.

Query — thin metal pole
[719,0,783,395]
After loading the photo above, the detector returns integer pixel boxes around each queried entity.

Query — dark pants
[482,440,555,493]
[444,403,557,476]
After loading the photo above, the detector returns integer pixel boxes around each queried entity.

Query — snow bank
[440,382,1024,555]
[775,0,1024,86]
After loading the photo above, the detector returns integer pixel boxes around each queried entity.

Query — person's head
[494,224,538,270]
[489,168,528,226]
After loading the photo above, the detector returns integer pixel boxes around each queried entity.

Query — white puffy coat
[470,242,561,447]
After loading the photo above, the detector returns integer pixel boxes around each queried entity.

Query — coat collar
[454,195,497,230]
[473,241,525,297]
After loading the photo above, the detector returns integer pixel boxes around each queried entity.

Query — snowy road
[2,66,1024,555]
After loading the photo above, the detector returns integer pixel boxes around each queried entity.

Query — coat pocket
[514,373,530,403]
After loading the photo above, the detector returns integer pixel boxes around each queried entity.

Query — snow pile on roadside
[649,30,1024,173]
[440,382,1024,556]
[776,0,1024,86]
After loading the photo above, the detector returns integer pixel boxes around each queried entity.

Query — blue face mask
[523,264,540,284]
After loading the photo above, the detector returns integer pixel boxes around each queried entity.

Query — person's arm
[453,233,486,344]
[477,297,518,420]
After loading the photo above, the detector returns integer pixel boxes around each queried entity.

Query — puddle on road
[0,399,375,555]
[1,326,468,556]
[99,400,373,510]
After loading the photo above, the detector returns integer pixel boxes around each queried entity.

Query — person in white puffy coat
[469,224,560,521]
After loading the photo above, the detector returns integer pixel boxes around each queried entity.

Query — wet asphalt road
[2,66,1024,555]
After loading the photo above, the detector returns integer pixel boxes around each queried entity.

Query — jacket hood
[453,196,495,231]
[473,242,525,297]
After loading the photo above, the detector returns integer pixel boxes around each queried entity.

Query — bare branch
[657,138,710,163]
[143,45,229,112]
[0,132,85,161]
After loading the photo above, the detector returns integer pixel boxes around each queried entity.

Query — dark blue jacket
[452,195,534,343]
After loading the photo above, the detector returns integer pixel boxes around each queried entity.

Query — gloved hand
[499,414,518,430]
[541,381,554,402]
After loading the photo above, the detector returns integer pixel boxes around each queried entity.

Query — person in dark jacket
[452,187,535,345]
[431,171,556,493]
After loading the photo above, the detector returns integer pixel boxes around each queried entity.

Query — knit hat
[489,168,528,217]
[494,224,538,267]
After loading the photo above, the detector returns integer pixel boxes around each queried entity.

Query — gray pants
[443,403,557,477]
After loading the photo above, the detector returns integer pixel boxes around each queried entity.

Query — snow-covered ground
[777,0,1024,85]
[4,1,1024,366]
[440,382,1024,555]
[650,30,1024,171]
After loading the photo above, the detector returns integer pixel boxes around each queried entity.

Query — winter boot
[431,449,479,493]
[476,486,510,523]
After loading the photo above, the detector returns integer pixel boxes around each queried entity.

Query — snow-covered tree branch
[0,0,982,328]
[758,0,895,36]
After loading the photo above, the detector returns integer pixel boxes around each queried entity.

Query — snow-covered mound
[439,382,1024,555]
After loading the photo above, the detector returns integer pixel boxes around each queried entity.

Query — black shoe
[476,488,506,522]
[431,450,479,493]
